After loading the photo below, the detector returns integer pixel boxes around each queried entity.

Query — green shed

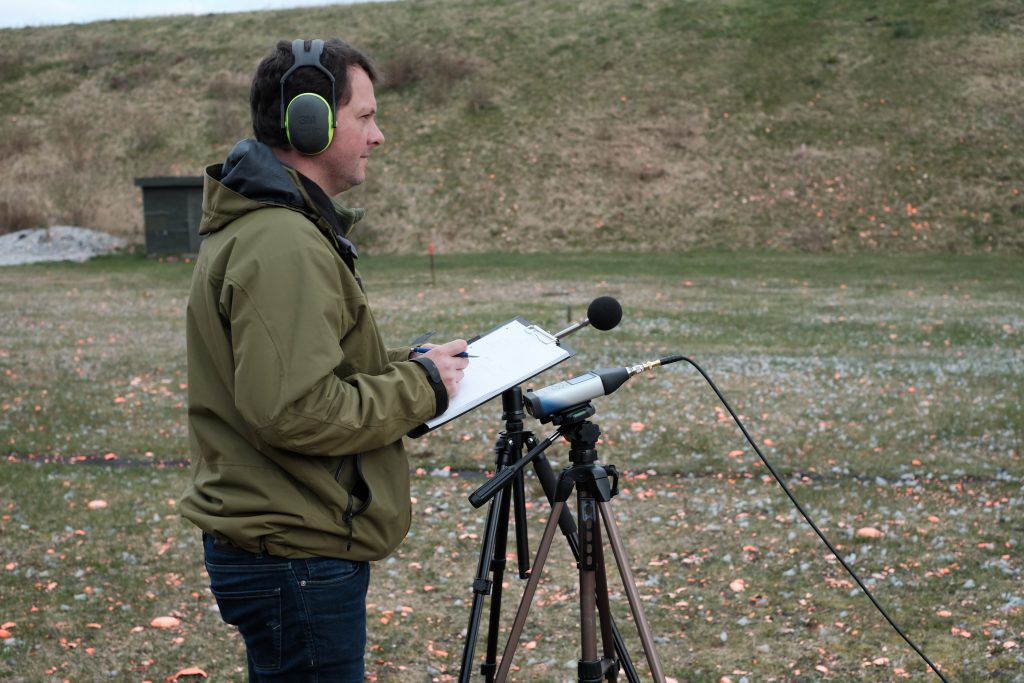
[134,176,204,255]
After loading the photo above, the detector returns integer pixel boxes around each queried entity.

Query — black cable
[677,356,949,682]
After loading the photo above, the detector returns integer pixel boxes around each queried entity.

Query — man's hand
[422,340,469,398]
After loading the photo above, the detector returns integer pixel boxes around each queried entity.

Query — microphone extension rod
[554,296,622,341]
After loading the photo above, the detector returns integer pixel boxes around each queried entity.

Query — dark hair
[250,38,379,149]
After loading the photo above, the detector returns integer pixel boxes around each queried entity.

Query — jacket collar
[211,139,363,260]
[293,170,359,260]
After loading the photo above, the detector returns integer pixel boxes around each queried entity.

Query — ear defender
[280,39,337,155]
[285,92,334,155]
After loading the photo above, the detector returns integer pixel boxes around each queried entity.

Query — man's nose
[370,122,384,147]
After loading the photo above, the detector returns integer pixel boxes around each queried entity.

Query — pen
[410,331,435,346]
[411,347,477,358]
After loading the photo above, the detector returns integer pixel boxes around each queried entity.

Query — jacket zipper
[336,455,372,551]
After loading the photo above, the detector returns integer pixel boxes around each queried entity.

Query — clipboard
[408,317,575,437]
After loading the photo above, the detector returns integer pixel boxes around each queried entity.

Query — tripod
[460,391,663,682]
[494,403,665,682]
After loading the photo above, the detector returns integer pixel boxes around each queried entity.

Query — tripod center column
[577,492,600,670]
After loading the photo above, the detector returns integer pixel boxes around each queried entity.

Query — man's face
[323,65,384,194]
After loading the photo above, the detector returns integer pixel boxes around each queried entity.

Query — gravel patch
[0,226,127,266]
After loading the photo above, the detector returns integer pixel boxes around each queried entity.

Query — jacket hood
[199,139,364,244]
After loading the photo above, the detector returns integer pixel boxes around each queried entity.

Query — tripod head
[468,400,600,509]
[548,401,596,427]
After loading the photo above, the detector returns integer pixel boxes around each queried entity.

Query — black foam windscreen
[587,296,622,331]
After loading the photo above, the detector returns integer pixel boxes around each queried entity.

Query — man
[181,38,468,682]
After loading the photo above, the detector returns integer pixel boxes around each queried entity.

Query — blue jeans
[203,533,370,682]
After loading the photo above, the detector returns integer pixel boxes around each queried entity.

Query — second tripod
[493,403,665,682]
[459,388,662,682]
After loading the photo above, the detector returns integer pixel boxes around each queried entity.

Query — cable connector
[626,359,661,376]
[627,355,684,377]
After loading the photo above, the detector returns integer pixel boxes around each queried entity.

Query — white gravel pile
[0,226,127,266]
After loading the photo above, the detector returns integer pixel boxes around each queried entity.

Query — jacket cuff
[410,357,448,418]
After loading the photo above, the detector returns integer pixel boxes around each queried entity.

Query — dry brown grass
[0,0,1020,252]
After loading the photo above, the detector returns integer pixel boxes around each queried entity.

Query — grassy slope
[0,0,1021,253]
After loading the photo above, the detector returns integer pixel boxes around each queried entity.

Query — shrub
[378,47,475,101]
[0,200,47,235]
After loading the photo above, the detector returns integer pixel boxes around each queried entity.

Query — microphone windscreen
[587,296,622,331]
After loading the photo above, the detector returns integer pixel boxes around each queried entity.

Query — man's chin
[334,175,365,195]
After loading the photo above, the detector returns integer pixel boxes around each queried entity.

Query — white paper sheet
[412,317,574,435]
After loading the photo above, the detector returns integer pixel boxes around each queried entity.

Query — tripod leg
[482,490,513,683]
[533,454,641,683]
[495,500,566,683]
[592,531,619,672]
[460,485,512,683]
[532,452,581,542]
[512,469,531,578]
[598,501,667,683]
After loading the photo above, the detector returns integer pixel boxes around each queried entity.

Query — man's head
[251,38,378,149]
[250,39,385,194]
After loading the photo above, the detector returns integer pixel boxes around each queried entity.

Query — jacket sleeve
[386,346,411,363]
[221,219,438,456]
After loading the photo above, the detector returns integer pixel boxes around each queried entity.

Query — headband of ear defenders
[280,39,337,155]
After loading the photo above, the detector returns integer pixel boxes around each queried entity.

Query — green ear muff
[285,92,335,155]
[280,39,337,156]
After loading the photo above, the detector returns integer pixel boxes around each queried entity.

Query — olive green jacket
[181,140,442,560]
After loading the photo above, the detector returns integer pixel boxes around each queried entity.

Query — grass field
[1,252,1022,681]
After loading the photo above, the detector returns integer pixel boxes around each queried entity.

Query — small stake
[428,243,436,287]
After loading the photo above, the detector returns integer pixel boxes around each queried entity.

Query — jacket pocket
[335,455,372,551]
